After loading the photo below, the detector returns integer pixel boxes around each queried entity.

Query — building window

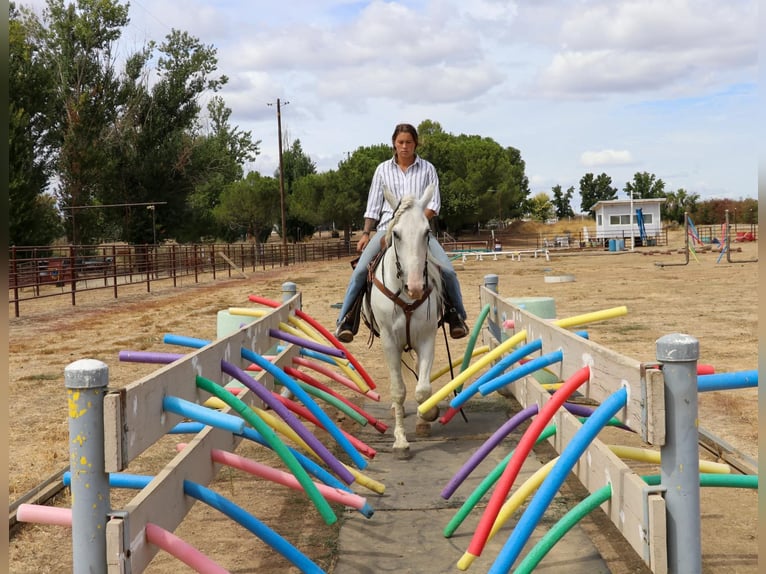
[609,214,632,225]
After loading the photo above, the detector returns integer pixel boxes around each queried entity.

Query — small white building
[592,198,666,246]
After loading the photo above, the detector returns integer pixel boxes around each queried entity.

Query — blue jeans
[336,235,467,327]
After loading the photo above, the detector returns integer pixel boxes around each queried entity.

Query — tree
[579,172,617,216]
[26,0,131,244]
[213,172,279,244]
[527,192,554,221]
[418,125,529,232]
[185,96,260,241]
[663,188,699,223]
[624,171,665,199]
[551,185,575,219]
[9,2,63,246]
[278,139,317,241]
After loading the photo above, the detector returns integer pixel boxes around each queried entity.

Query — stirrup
[335,322,355,343]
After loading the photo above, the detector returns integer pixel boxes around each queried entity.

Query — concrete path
[334,398,610,573]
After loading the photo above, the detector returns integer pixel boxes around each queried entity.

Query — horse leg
[383,342,410,459]
[414,338,438,435]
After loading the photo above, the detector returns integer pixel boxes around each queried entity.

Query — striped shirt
[364,155,441,231]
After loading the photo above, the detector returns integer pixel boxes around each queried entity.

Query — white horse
[362,184,443,459]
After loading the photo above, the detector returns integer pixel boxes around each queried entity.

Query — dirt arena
[8,230,758,572]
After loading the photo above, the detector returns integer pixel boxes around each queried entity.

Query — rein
[370,232,433,352]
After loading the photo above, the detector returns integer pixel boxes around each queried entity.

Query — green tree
[35,0,131,245]
[663,188,699,223]
[9,3,63,246]
[185,96,260,241]
[418,125,529,232]
[579,172,617,216]
[213,172,279,244]
[551,185,575,219]
[624,171,665,199]
[527,192,554,221]
[279,139,317,241]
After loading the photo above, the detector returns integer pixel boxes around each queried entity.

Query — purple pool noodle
[220,360,354,484]
[268,328,346,358]
[442,404,539,499]
[118,350,185,364]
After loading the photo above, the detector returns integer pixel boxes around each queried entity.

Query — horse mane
[384,195,416,246]
[383,195,443,305]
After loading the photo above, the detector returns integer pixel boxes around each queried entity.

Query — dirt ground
[7,229,759,573]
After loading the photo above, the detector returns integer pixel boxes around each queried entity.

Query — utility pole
[268,98,290,266]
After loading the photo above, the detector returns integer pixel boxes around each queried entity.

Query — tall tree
[624,171,665,199]
[279,139,317,241]
[185,96,260,241]
[579,172,617,216]
[551,185,575,219]
[9,3,63,246]
[36,0,131,244]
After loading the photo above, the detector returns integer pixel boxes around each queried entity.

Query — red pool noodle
[247,294,377,391]
[292,356,380,402]
[465,365,591,561]
[271,392,377,459]
[286,365,387,433]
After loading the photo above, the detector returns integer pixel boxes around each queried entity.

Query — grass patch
[17,373,60,382]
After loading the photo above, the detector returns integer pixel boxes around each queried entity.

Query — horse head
[383,184,435,301]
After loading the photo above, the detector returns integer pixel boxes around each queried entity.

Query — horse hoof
[393,446,411,460]
[419,405,439,422]
[415,422,431,437]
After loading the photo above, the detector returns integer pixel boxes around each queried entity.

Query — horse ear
[420,184,434,207]
[383,184,397,208]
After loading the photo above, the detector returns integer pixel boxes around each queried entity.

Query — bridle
[370,220,434,352]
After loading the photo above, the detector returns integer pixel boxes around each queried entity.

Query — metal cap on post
[483,274,499,293]
[656,333,701,574]
[281,281,297,302]
[66,359,110,574]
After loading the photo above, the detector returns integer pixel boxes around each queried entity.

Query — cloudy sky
[26,0,758,203]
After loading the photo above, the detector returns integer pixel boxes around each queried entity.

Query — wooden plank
[103,293,301,471]
[8,467,68,533]
[216,251,248,278]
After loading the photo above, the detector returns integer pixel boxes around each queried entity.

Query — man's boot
[334,291,364,343]
[443,307,469,339]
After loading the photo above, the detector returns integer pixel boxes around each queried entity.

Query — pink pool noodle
[17,504,229,573]
[145,523,230,574]
[465,365,591,561]
[247,294,377,391]
[178,445,369,511]
[17,503,72,527]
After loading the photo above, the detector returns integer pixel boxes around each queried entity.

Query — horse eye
[393,231,400,241]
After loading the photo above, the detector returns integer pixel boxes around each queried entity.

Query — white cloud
[580,150,635,168]
[15,0,758,200]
